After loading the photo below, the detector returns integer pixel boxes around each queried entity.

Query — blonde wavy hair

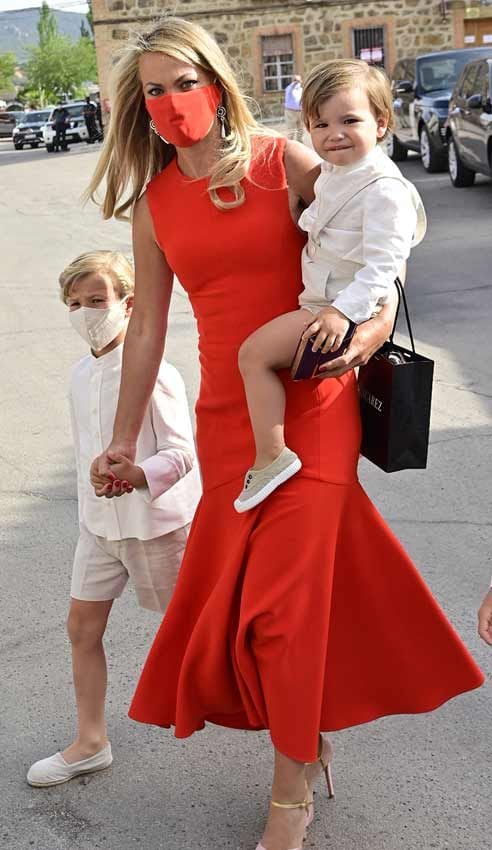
[59,250,134,303]
[86,16,271,219]
[302,59,395,140]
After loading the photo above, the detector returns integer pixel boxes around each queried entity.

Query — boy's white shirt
[298,145,427,322]
[69,343,202,541]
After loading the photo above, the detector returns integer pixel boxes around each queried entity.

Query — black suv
[0,110,25,138]
[389,48,492,172]
[12,108,54,150]
[446,54,492,187]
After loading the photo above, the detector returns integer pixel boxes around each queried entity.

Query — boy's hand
[90,453,141,499]
[478,588,492,646]
[91,442,138,498]
[302,306,351,354]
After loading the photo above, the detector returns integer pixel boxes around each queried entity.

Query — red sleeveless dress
[129,136,483,762]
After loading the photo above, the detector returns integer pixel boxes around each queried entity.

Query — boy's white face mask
[69,296,129,351]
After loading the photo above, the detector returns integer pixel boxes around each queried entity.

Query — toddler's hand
[302,306,350,354]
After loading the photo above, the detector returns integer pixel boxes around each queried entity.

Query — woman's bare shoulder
[133,191,160,236]
[283,140,321,206]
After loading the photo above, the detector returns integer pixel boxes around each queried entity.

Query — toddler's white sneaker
[27,742,112,787]
[234,447,301,513]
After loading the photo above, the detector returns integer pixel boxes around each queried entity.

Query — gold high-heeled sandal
[255,781,312,850]
[304,735,335,829]
[307,734,335,798]
[318,736,335,799]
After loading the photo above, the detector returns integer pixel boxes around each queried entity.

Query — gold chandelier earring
[217,105,227,139]
[149,119,169,145]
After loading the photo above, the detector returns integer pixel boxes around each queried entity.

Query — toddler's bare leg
[238,309,313,468]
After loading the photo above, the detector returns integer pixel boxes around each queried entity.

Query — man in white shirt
[27,251,201,788]
[284,74,303,141]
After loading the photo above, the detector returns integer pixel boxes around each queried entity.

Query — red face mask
[146,83,222,148]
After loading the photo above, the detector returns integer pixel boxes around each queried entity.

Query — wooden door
[464,18,492,47]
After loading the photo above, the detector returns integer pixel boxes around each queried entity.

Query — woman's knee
[66,600,111,647]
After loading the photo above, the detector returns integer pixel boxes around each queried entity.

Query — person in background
[52,102,70,152]
[84,96,99,143]
[284,74,303,142]
[26,250,201,788]
[95,96,104,140]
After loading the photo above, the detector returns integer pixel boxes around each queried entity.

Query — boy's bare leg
[238,309,313,468]
[62,598,113,763]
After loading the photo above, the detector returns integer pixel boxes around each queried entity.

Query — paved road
[1,136,491,850]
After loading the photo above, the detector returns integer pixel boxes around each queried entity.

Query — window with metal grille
[352,27,385,68]
[262,34,294,92]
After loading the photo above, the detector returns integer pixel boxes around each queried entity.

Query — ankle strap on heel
[271,780,311,813]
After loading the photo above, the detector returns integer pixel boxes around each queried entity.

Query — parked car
[388,48,492,172]
[12,108,54,150]
[446,54,492,187]
[0,110,25,138]
[42,100,95,151]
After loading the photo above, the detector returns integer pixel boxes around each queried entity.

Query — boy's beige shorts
[71,523,191,612]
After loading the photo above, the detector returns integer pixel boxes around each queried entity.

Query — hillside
[0,7,89,61]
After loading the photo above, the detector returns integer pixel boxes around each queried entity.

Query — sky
[0,0,89,12]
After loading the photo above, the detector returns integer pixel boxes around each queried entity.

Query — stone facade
[92,0,492,117]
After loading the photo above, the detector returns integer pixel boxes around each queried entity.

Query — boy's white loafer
[27,742,112,787]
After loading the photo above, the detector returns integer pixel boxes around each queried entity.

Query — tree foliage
[25,5,98,103]
[0,52,16,92]
[80,19,91,40]
[86,0,94,40]
[37,1,58,49]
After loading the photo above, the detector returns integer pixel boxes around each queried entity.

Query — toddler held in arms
[234,59,426,513]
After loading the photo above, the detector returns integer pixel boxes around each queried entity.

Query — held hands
[477,589,492,646]
[302,306,350,355]
[90,442,143,499]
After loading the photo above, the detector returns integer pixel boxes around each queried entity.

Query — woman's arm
[95,194,174,480]
[319,287,398,377]
[283,139,321,207]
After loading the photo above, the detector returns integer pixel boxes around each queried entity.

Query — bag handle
[389,277,416,354]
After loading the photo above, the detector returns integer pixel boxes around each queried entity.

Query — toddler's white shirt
[69,344,201,541]
[298,145,427,322]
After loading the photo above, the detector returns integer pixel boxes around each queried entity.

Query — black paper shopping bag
[358,279,434,473]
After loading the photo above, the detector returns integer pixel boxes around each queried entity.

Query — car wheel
[30,143,38,149]
[386,133,408,162]
[14,143,23,150]
[419,125,445,173]
[448,137,475,188]
[45,144,54,153]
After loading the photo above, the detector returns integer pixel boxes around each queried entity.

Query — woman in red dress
[89,18,483,850]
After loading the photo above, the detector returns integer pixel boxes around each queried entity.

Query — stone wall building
[92,0,492,117]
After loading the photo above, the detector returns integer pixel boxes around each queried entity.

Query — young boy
[27,250,201,787]
[235,59,426,512]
